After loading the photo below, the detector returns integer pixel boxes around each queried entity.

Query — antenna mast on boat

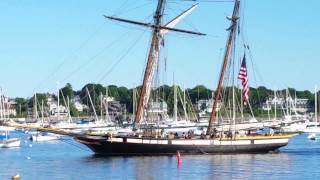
[104,0,205,126]
[207,0,240,135]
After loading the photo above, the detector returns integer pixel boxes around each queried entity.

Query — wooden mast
[134,0,166,125]
[207,0,240,135]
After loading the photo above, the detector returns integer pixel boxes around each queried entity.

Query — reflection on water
[0,133,320,179]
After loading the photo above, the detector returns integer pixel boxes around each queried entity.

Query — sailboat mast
[0,89,3,120]
[100,92,103,120]
[183,86,188,121]
[134,0,166,124]
[207,0,240,135]
[105,86,109,121]
[286,89,289,116]
[294,90,297,114]
[232,84,236,132]
[57,83,60,121]
[34,93,38,119]
[267,101,271,121]
[86,87,99,121]
[41,99,44,125]
[67,96,71,123]
[315,85,318,122]
[132,87,136,122]
[174,84,178,122]
[274,89,277,120]
[240,88,245,122]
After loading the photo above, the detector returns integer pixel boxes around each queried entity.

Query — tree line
[13,83,318,118]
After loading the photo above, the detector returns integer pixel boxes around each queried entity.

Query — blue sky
[0,0,319,97]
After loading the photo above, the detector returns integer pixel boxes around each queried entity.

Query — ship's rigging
[104,0,205,126]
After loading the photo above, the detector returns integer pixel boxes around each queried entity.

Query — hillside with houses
[1,83,317,122]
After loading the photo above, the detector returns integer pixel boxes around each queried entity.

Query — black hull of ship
[75,136,288,156]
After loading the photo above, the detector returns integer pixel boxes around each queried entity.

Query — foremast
[207,0,240,135]
[104,1,205,126]
[135,0,166,125]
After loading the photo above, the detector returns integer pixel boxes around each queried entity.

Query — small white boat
[0,131,21,148]
[0,138,21,148]
[0,126,16,132]
[303,122,320,133]
[308,133,317,140]
[30,132,60,142]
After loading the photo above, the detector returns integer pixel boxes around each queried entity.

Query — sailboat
[30,132,60,142]
[75,0,293,155]
[52,86,117,133]
[151,84,198,135]
[0,134,20,148]
[303,85,320,133]
[0,90,20,148]
[280,89,310,133]
[28,94,61,142]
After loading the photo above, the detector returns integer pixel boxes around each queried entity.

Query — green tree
[15,97,28,117]
[187,85,213,104]
[60,83,74,103]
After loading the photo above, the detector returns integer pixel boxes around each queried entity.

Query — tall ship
[75,0,294,155]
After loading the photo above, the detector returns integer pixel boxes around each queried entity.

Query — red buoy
[176,151,182,166]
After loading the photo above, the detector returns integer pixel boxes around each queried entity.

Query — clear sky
[0,0,319,98]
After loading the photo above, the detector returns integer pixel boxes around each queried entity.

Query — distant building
[108,100,126,116]
[147,101,168,114]
[144,101,168,122]
[261,95,309,113]
[197,99,213,114]
[292,98,309,113]
[0,96,17,117]
[196,99,221,117]
[72,95,88,112]
[47,95,68,117]
[73,101,86,112]
[262,96,285,111]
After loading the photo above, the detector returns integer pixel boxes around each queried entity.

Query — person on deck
[174,132,178,139]
[200,131,206,139]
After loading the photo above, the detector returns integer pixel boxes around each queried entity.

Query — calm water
[0,132,320,180]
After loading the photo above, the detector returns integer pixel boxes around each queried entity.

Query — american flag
[238,54,249,104]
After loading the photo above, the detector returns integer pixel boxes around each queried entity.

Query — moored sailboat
[30,132,60,142]
[0,89,20,148]
[0,131,20,148]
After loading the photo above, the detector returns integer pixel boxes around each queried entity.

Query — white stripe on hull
[172,139,211,145]
[106,137,288,146]
[254,138,288,145]
[213,140,251,145]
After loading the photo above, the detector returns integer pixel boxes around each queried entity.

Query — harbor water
[0,132,320,179]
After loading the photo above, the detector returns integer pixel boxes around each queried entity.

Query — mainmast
[207,0,240,135]
[104,1,205,126]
